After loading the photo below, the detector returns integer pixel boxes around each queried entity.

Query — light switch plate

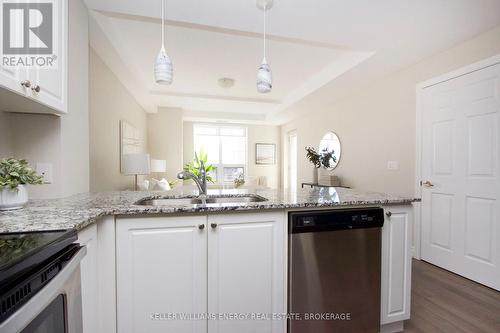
[36,163,53,184]
[387,160,399,170]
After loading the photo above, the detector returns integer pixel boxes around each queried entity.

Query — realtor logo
[3,2,53,54]
[1,0,57,67]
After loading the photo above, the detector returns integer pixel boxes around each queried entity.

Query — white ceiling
[86,0,500,124]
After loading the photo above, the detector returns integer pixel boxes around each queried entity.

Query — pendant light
[154,0,173,84]
[256,0,272,93]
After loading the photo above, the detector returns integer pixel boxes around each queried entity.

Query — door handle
[211,223,217,229]
[421,180,434,187]
[198,224,205,230]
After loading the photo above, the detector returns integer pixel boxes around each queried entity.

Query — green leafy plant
[183,148,216,183]
[0,158,43,190]
[305,147,337,169]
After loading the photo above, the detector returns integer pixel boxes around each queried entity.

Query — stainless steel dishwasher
[288,208,384,333]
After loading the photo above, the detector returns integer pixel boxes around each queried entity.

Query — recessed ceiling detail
[86,0,500,124]
[89,9,373,123]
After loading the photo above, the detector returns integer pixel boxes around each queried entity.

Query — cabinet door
[0,65,28,96]
[208,211,286,333]
[78,224,98,333]
[116,216,207,333]
[380,205,413,325]
[28,0,67,113]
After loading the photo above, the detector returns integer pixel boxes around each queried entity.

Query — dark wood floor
[404,259,500,333]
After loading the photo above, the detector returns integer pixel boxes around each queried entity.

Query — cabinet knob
[386,211,392,217]
[198,224,205,230]
[31,85,41,93]
[211,223,217,229]
[20,80,31,88]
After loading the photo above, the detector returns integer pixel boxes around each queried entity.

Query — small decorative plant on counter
[305,147,337,169]
[0,158,43,210]
[183,148,216,183]
[234,173,245,188]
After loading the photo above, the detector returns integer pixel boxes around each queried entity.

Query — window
[193,124,247,184]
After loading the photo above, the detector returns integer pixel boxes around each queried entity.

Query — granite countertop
[0,187,419,233]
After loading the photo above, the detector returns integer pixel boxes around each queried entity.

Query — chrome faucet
[177,160,207,196]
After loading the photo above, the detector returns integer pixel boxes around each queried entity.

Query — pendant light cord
[161,0,165,49]
[263,8,267,61]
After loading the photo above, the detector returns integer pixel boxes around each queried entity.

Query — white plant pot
[0,185,29,210]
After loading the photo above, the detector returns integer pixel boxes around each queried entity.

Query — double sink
[137,194,268,207]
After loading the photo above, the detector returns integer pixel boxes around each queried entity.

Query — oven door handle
[0,245,87,333]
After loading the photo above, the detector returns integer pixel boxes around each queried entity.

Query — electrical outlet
[387,160,399,170]
[36,163,53,184]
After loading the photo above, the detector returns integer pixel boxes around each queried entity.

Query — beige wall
[62,0,89,197]
[0,112,13,157]
[89,49,148,191]
[281,25,500,196]
[183,121,281,189]
[147,107,184,181]
[0,0,89,199]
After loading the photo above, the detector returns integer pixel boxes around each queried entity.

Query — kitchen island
[0,187,418,333]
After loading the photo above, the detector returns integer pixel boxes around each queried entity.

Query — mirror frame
[318,131,341,170]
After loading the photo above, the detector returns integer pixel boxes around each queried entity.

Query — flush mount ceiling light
[154,0,173,84]
[218,77,235,88]
[256,0,273,94]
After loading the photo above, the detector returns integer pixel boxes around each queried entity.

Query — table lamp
[122,153,150,190]
[150,159,167,174]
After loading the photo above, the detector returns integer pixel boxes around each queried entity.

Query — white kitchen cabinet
[0,66,26,96]
[116,215,207,333]
[78,224,98,333]
[207,212,286,333]
[0,0,67,114]
[380,205,413,327]
[115,212,286,333]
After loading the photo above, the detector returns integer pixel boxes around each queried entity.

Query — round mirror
[318,132,341,170]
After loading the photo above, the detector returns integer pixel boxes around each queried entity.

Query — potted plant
[305,147,337,183]
[183,149,216,183]
[0,158,43,210]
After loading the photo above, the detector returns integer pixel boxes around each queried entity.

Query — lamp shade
[155,47,173,85]
[122,153,151,175]
[257,60,272,93]
[150,159,167,173]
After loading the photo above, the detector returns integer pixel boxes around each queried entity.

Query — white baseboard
[380,321,404,333]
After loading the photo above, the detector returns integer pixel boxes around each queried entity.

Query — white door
[207,212,286,333]
[421,63,500,290]
[116,216,207,333]
[288,132,298,191]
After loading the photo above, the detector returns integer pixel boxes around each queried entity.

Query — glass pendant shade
[154,0,172,85]
[155,46,173,84]
[257,2,272,94]
[257,59,272,93]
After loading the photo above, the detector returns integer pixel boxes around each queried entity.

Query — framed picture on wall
[255,143,276,165]
[120,120,141,173]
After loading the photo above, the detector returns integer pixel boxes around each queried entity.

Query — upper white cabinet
[208,212,286,333]
[116,215,207,333]
[0,0,67,114]
[0,66,25,95]
[380,205,413,326]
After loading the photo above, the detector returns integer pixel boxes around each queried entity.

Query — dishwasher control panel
[289,208,384,233]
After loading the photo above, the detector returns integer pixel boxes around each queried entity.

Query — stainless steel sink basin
[137,194,268,206]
